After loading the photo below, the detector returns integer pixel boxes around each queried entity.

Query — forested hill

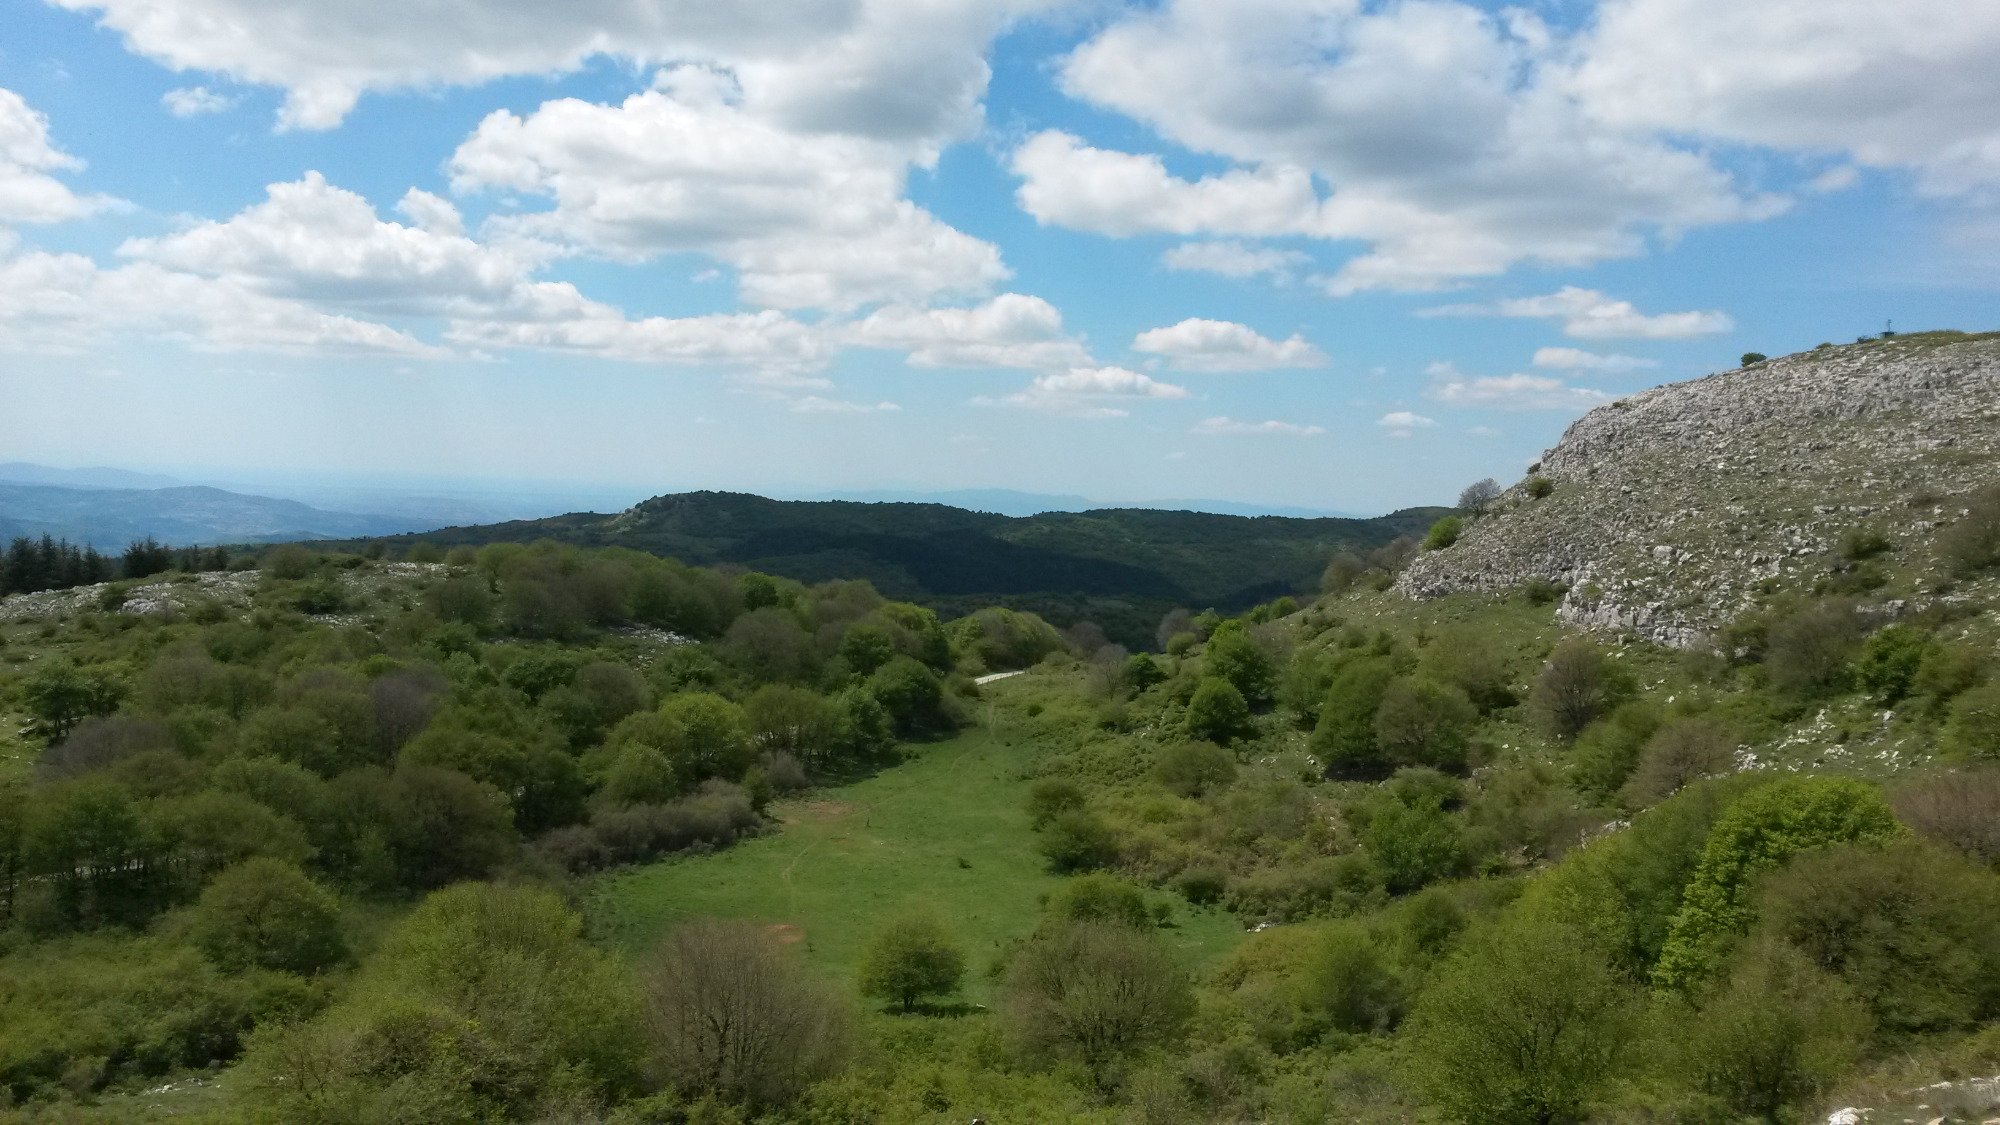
[347,491,1448,647]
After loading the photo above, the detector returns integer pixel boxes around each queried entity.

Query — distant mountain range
[0,482,424,550]
[777,488,1361,519]
[337,490,1446,647]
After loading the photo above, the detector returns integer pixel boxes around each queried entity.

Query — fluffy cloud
[978,364,1189,417]
[1024,0,1781,293]
[845,294,1089,370]
[786,396,902,414]
[1131,317,1324,371]
[1377,409,1437,437]
[52,0,1052,136]
[0,88,117,224]
[1425,364,1611,410]
[1531,346,1658,371]
[1161,240,1310,281]
[451,71,1007,310]
[1193,415,1325,436]
[161,86,233,117]
[0,248,444,356]
[1423,287,1732,339]
[1570,0,2000,198]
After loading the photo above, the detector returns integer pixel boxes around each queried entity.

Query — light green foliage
[837,622,897,676]
[1567,701,1662,798]
[1943,681,2000,760]
[1025,777,1087,829]
[867,655,945,735]
[1202,620,1276,705]
[951,606,1066,670]
[1621,716,1737,807]
[654,691,755,782]
[1152,740,1236,797]
[1654,776,1903,991]
[601,744,678,805]
[1039,809,1118,873]
[1404,913,1638,1125]
[189,857,347,974]
[244,883,646,1122]
[1763,599,1867,697]
[1311,656,1397,776]
[1854,624,1932,704]
[1939,482,2000,573]
[1300,921,1403,1034]
[859,913,965,1012]
[1185,676,1251,745]
[1123,652,1166,691]
[21,779,163,931]
[1358,769,1466,894]
[1422,516,1464,551]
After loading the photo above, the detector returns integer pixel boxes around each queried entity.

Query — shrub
[1853,624,1932,704]
[1404,914,1638,1125]
[1039,810,1117,873]
[189,858,347,974]
[859,914,964,1012]
[1838,524,1893,561]
[1524,476,1555,500]
[1621,717,1737,807]
[1942,682,2000,760]
[1153,741,1237,797]
[1312,656,1399,778]
[1044,873,1152,929]
[1225,854,1384,923]
[1653,776,1903,991]
[1938,483,2000,573]
[1740,352,1768,365]
[1763,599,1867,696]
[1002,923,1193,1087]
[1672,939,1869,1120]
[1891,767,2000,866]
[1301,922,1404,1034]
[1359,775,1467,894]
[1175,864,1228,907]
[1529,637,1633,742]
[1568,702,1662,798]
[1422,516,1464,551]
[1185,677,1252,745]
[1025,778,1087,829]
[1372,678,1477,772]
[1203,621,1277,705]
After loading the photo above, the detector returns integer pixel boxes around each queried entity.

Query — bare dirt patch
[767,923,806,945]
[785,800,857,823]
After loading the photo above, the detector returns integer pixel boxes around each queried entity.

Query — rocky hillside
[1397,331,2000,647]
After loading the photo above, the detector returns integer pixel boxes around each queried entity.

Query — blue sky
[2,0,1996,514]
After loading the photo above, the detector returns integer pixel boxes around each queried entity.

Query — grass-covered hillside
[333,490,1447,649]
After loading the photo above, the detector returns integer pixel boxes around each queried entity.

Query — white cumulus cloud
[1193,415,1325,436]
[161,86,234,117]
[845,293,1089,370]
[977,364,1189,417]
[1425,364,1612,410]
[1131,317,1324,371]
[0,88,119,224]
[1422,287,1732,339]
[1531,346,1659,371]
[1161,240,1309,281]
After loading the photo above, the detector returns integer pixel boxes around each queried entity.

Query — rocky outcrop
[1395,333,2000,647]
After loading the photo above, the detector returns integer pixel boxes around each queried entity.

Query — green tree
[1360,773,1467,894]
[859,914,965,1012]
[21,662,125,743]
[866,656,944,736]
[1185,677,1251,745]
[1853,624,1932,704]
[1673,939,1870,1121]
[1312,656,1398,777]
[1202,621,1276,705]
[1654,776,1902,991]
[1943,682,2000,760]
[1529,637,1633,741]
[1404,914,1638,1125]
[654,692,755,783]
[1302,921,1404,1034]
[190,857,347,974]
[1372,677,1477,771]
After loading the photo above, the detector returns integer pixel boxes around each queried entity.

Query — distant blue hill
[779,488,1356,519]
[0,482,434,550]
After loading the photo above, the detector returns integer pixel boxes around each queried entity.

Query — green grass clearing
[588,686,1247,1004]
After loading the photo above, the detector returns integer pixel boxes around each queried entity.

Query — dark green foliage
[1372,677,1477,772]
[1124,651,1166,691]
[1943,681,2000,760]
[859,914,965,1012]
[1025,778,1087,829]
[1568,701,1662,798]
[1185,677,1252,745]
[1754,842,2000,1035]
[2,533,117,596]
[20,779,166,931]
[866,655,945,735]
[1358,770,1466,894]
[1621,716,1737,807]
[1301,922,1404,1034]
[189,858,347,974]
[1404,914,1637,1125]
[1524,476,1555,499]
[20,661,125,743]
[1529,637,1634,741]
[1939,483,2000,573]
[1673,938,1869,1120]
[952,606,1066,669]
[1038,810,1118,873]
[1654,776,1903,990]
[1892,767,2000,866]
[1044,873,1152,929]
[1763,599,1867,697]
[1740,352,1768,365]
[1002,922,1194,1086]
[1153,740,1237,797]
[1422,516,1463,551]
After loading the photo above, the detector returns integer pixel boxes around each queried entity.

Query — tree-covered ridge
[331,491,1447,649]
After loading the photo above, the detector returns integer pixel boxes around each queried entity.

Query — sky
[2,0,1997,515]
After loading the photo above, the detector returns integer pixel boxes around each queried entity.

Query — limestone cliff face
[1395,333,2000,647]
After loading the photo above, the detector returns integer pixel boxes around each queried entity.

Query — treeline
[0,541,1073,1105]
[1,534,233,597]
